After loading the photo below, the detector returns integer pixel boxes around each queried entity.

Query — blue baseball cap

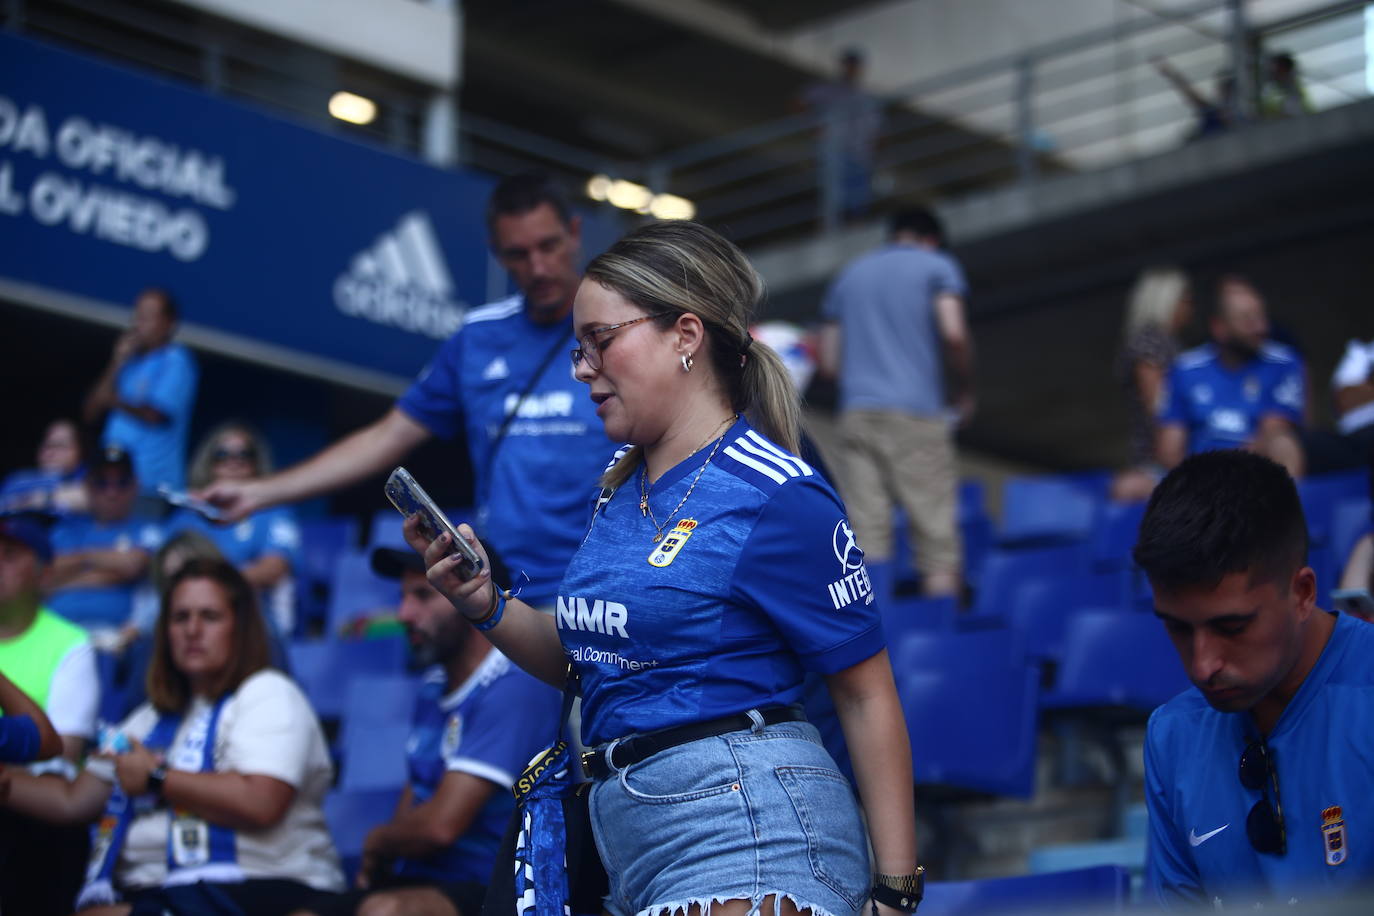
[0,512,53,565]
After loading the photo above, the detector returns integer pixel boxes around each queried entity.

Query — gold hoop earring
[681,353,694,373]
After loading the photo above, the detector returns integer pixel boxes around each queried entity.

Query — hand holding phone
[157,485,225,522]
[384,468,485,580]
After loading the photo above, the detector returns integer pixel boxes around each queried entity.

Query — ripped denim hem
[637,891,850,916]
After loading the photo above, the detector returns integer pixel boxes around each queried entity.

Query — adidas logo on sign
[333,210,466,340]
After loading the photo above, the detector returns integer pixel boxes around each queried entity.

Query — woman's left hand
[114,739,162,797]
[871,900,911,916]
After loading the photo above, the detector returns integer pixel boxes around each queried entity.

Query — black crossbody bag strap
[479,329,573,506]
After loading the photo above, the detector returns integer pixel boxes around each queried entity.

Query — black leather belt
[581,705,806,780]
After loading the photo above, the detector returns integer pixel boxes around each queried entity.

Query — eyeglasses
[212,447,256,463]
[1239,738,1286,855]
[91,475,133,490]
[570,315,663,371]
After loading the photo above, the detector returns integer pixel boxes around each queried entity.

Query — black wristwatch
[145,764,168,799]
[872,869,924,912]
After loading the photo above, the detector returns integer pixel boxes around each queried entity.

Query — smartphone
[384,467,484,580]
[1332,589,1374,621]
[157,484,225,522]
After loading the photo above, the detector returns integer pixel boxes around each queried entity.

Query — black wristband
[872,869,924,912]
[146,764,168,799]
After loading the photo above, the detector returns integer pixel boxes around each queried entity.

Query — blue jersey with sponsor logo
[395,650,561,884]
[559,417,887,746]
[396,296,614,608]
[1145,613,1374,907]
[48,514,163,630]
[1158,342,1305,453]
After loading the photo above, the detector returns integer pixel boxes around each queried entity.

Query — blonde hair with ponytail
[584,220,801,490]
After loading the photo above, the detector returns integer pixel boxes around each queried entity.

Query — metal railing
[9,0,1369,248]
[632,0,1371,245]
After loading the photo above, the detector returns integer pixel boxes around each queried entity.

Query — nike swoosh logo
[1189,824,1229,847]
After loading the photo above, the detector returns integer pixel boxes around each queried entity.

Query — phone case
[384,468,484,578]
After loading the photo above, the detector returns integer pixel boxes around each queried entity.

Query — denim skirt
[588,716,871,916]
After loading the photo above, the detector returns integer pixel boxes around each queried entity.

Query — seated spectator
[1313,337,1374,472]
[1338,468,1373,597]
[1156,275,1306,477]
[297,546,560,916]
[1260,51,1312,119]
[3,558,343,914]
[0,668,62,764]
[169,422,301,635]
[0,511,100,915]
[1136,451,1374,906]
[46,446,162,644]
[0,418,87,515]
[112,529,228,722]
[1112,266,1193,502]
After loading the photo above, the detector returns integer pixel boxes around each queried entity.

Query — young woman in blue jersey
[407,220,920,916]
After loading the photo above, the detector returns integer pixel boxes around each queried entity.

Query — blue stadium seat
[969,543,1086,622]
[1090,500,1146,573]
[998,476,1102,546]
[1042,610,1189,711]
[881,594,958,645]
[1329,496,1372,582]
[921,865,1130,915]
[294,516,359,637]
[287,636,410,721]
[326,549,402,635]
[894,631,1040,798]
[339,720,412,791]
[1299,470,1368,545]
[324,787,403,884]
[339,674,420,741]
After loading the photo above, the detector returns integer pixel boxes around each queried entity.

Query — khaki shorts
[837,409,961,577]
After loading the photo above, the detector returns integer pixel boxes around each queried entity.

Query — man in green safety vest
[0,512,99,915]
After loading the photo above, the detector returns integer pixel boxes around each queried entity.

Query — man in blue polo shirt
[203,173,613,610]
[1135,450,1374,907]
[46,447,162,641]
[1156,275,1306,477]
[82,288,199,494]
[298,546,559,916]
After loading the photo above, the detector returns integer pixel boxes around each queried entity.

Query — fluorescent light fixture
[649,193,695,221]
[586,174,613,201]
[606,179,652,211]
[329,91,377,125]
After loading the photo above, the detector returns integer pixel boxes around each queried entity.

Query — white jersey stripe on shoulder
[734,436,801,478]
[743,430,813,477]
[723,446,788,484]
[465,296,523,324]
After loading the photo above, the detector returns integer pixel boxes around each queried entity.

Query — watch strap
[146,764,168,798]
[872,868,924,912]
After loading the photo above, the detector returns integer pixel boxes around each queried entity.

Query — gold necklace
[639,415,737,543]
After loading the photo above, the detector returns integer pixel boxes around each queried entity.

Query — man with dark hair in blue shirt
[83,287,199,495]
[1136,450,1374,907]
[1156,275,1306,477]
[203,173,613,610]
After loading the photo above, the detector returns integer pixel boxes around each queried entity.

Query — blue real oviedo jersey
[558,417,886,747]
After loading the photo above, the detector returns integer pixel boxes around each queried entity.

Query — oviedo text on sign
[0,96,235,263]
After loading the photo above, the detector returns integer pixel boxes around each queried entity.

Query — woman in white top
[3,557,342,914]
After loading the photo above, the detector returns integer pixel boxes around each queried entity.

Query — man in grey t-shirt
[819,208,975,598]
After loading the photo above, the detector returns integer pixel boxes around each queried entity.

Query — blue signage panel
[0,33,498,381]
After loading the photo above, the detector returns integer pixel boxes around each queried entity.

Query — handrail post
[1227,0,1256,121]
[1015,55,1038,186]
